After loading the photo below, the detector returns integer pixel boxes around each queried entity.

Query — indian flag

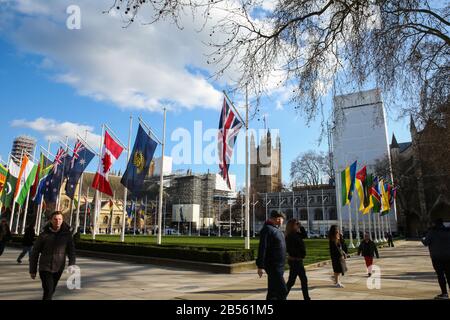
[340,161,357,206]
[14,155,38,207]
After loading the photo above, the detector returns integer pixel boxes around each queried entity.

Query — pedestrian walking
[329,225,348,288]
[285,219,311,300]
[17,224,35,264]
[29,211,76,300]
[256,210,287,300]
[387,232,394,247]
[358,232,379,277]
[422,218,450,300]
[0,218,12,256]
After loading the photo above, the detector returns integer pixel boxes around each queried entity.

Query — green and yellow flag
[341,161,357,206]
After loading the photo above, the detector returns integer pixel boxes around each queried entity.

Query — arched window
[299,209,308,221]
[103,216,109,225]
[328,208,337,220]
[314,208,324,220]
[115,216,120,225]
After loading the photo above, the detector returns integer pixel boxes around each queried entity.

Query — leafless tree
[290,150,329,186]
[106,0,449,127]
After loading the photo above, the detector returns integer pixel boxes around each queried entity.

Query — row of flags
[0,93,241,223]
[341,161,397,215]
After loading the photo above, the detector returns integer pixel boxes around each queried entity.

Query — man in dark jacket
[422,218,450,300]
[358,232,379,277]
[257,210,287,300]
[0,218,12,256]
[29,211,76,300]
[17,224,35,263]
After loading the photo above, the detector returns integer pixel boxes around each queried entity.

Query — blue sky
[0,0,412,189]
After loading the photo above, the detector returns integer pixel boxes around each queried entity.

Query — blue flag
[65,140,95,199]
[44,147,70,204]
[121,124,158,194]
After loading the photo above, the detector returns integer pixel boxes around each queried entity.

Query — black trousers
[39,270,64,300]
[286,260,310,300]
[388,239,394,247]
[0,241,5,256]
[265,267,287,300]
[432,259,450,295]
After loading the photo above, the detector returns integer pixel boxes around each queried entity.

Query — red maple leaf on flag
[102,153,112,173]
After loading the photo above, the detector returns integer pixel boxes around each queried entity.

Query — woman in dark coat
[329,225,348,288]
[285,219,311,300]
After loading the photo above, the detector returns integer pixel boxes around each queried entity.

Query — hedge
[11,235,255,265]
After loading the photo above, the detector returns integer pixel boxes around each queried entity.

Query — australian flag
[44,147,70,204]
[121,124,157,194]
[65,140,95,199]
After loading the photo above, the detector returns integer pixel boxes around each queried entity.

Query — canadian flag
[92,130,124,196]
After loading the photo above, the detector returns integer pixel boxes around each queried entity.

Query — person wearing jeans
[29,211,76,300]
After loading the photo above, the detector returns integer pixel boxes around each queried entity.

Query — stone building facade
[250,130,282,196]
[391,112,450,237]
[259,185,338,235]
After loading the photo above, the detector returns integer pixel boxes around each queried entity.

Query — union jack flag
[218,96,243,189]
[53,147,68,174]
[70,140,84,169]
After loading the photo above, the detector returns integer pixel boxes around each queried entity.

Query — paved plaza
[0,240,441,300]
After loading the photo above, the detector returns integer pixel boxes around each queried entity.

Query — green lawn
[80,234,358,265]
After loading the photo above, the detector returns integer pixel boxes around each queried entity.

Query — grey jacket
[29,222,76,274]
[422,226,450,260]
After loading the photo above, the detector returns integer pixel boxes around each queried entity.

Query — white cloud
[1,0,225,112]
[11,118,101,151]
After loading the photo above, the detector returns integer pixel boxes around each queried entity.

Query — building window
[314,208,324,220]
[299,209,308,221]
[115,217,120,225]
[103,216,109,225]
[328,208,337,220]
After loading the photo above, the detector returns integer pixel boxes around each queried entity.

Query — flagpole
[229,202,232,238]
[56,136,69,211]
[20,146,36,234]
[36,140,51,235]
[380,212,385,242]
[69,199,74,227]
[244,85,250,250]
[306,189,310,237]
[10,149,24,232]
[110,191,115,234]
[355,194,360,246]
[75,173,84,234]
[348,202,355,248]
[157,108,166,245]
[83,187,89,235]
[120,116,133,242]
[93,125,105,240]
[144,196,148,235]
[336,172,343,234]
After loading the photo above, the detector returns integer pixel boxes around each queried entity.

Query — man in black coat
[29,211,76,300]
[422,218,450,300]
[257,210,287,300]
[17,224,35,263]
